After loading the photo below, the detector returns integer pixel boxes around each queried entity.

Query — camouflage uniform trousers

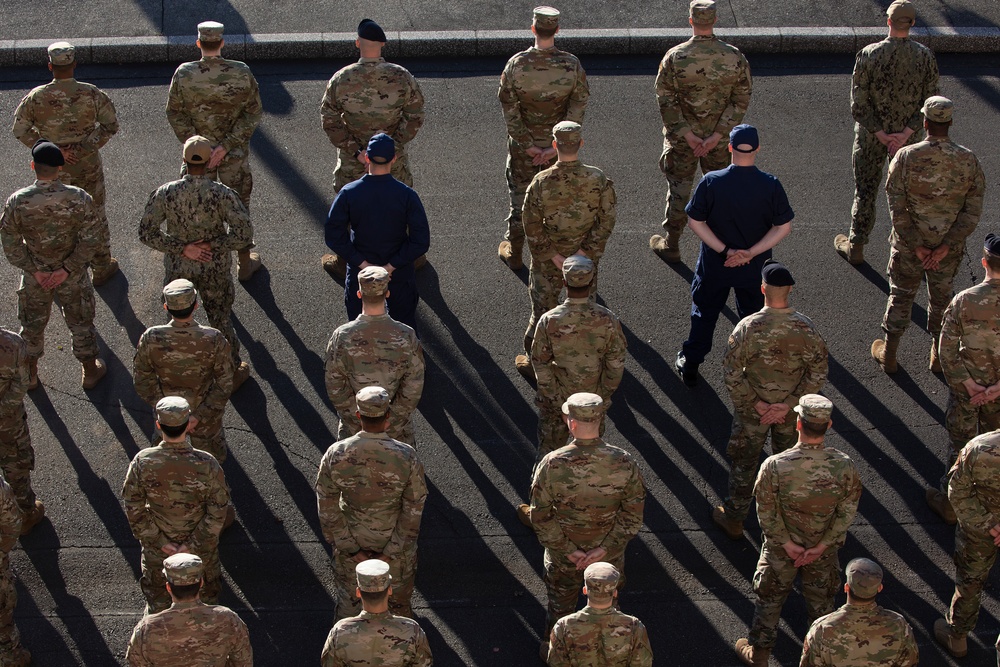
[0,558,21,660]
[544,546,625,633]
[59,149,114,272]
[336,417,415,448]
[505,138,552,249]
[723,411,797,522]
[940,393,1000,493]
[334,146,413,193]
[181,150,253,209]
[16,269,98,362]
[0,413,36,516]
[659,135,730,234]
[850,126,922,246]
[525,259,600,346]
[748,545,841,649]
[163,261,241,367]
[946,523,998,634]
[883,245,963,337]
[141,544,221,615]
[332,546,416,621]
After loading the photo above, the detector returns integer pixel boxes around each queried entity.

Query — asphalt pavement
[0,51,999,665]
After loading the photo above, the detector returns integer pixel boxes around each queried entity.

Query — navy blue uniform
[682,165,793,365]
[325,173,430,330]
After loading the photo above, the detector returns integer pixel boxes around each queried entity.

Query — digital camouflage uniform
[0,331,37,518]
[800,601,918,667]
[0,474,25,665]
[722,307,828,521]
[655,34,751,234]
[531,297,627,457]
[498,47,589,250]
[166,56,262,208]
[126,600,252,667]
[138,175,254,365]
[12,77,118,274]
[882,137,985,337]
[0,179,100,363]
[325,315,424,446]
[133,319,234,462]
[122,440,230,614]
[748,442,862,650]
[523,161,616,345]
[321,57,425,191]
[548,605,653,667]
[849,37,939,245]
[944,431,1000,635]
[321,610,432,667]
[530,438,646,632]
[315,432,427,620]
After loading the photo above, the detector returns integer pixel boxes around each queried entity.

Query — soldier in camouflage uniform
[0,140,107,390]
[0,472,28,667]
[497,6,589,272]
[12,41,120,286]
[166,21,262,282]
[529,393,646,655]
[800,558,918,667]
[321,559,432,667]
[834,0,939,265]
[547,561,653,667]
[315,387,427,621]
[325,267,424,446]
[139,136,256,391]
[935,430,1000,658]
[714,260,828,540]
[870,97,984,376]
[650,0,752,264]
[122,397,230,615]
[735,395,862,667]
[133,280,234,463]
[0,329,43,536]
[529,255,626,457]
[125,553,252,667]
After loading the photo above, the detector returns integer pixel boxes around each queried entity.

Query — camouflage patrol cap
[886,0,916,24]
[533,6,560,29]
[584,562,620,601]
[356,386,391,418]
[689,0,717,25]
[183,135,213,164]
[197,21,225,42]
[793,394,833,423]
[562,254,595,287]
[163,553,204,586]
[47,41,76,66]
[356,559,392,592]
[31,140,65,167]
[155,396,191,427]
[846,557,883,598]
[553,121,582,144]
[984,233,1000,257]
[921,96,954,123]
[561,392,605,422]
[163,279,197,310]
[358,266,391,296]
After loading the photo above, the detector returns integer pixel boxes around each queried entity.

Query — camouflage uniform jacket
[724,307,828,419]
[754,442,862,549]
[655,34,752,139]
[133,318,234,423]
[12,78,119,150]
[122,439,229,552]
[321,610,432,667]
[800,601,918,667]
[320,57,425,155]
[531,438,646,555]
[0,329,28,422]
[315,431,427,559]
[886,137,984,252]
[138,175,254,265]
[126,600,252,667]
[940,279,1000,394]
[532,297,627,410]
[523,160,616,262]
[851,37,939,134]
[0,475,20,560]
[166,56,262,151]
[948,431,1000,533]
[325,313,424,437]
[549,605,653,667]
[0,179,99,273]
[498,46,589,148]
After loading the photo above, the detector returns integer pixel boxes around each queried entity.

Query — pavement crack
[225,425,320,468]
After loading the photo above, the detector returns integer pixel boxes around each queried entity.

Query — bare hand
[551,254,566,270]
[350,550,370,564]
[207,145,228,169]
[969,381,999,406]
[161,542,180,556]
[754,401,770,417]
[182,240,213,263]
[567,550,587,566]
[383,264,395,275]
[925,244,949,271]
[175,543,191,554]
[701,132,723,152]
[794,543,828,568]
[760,403,791,425]
[782,540,805,562]
[46,268,69,289]
[684,131,707,158]
[533,147,557,166]
[61,146,79,165]
[723,249,752,268]
[186,416,199,432]
[991,524,1000,546]
[874,131,892,149]
[914,246,931,262]
[577,546,608,570]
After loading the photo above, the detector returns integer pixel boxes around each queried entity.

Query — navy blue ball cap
[31,139,64,167]
[729,124,759,153]
[366,133,396,163]
[762,258,794,286]
[985,233,1000,257]
[358,18,387,42]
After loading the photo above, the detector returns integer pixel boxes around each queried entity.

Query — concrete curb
[4,27,997,65]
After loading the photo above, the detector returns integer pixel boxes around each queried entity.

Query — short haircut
[160,421,190,439]
[763,284,792,299]
[565,284,592,296]
[984,248,1000,272]
[199,39,223,49]
[359,412,389,431]
[799,419,830,438]
[847,588,877,603]
[361,293,386,306]
[170,582,201,600]
[167,304,196,320]
[359,588,390,605]
[533,25,558,39]
[51,63,75,76]
[33,163,59,178]
[556,140,581,153]
[888,17,913,29]
[925,119,951,136]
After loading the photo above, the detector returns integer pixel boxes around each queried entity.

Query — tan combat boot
[929,338,942,372]
[20,500,45,536]
[81,358,107,389]
[232,361,251,392]
[515,355,535,382]
[735,638,769,666]
[27,358,39,391]
[237,249,262,282]
[834,234,864,265]
[934,618,967,658]
[538,641,549,663]
[926,488,957,525]
[321,253,346,281]
[498,241,524,271]
[712,506,744,540]
[91,257,120,286]
[414,254,428,270]
[223,504,236,531]
[871,333,901,374]
[650,231,682,263]
[516,503,532,527]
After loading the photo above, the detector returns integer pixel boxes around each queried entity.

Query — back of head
[845,557,883,601]
[584,562,620,605]
[689,0,717,30]
[886,0,916,30]
[552,121,582,156]
[532,6,560,38]
[31,139,64,177]
[197,21,225,51]
[357,18,387,53]
[794,394,833,438]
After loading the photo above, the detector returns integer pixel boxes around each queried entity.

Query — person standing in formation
[0,329,44,535]
[0,471,27,667]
